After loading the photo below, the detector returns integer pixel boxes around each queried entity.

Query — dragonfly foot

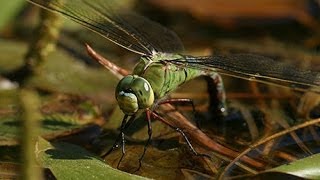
[101,115,135,161]
[175,127,211,159]
[134,110,153,172]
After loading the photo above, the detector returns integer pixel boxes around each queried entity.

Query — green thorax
[133,53,204,99]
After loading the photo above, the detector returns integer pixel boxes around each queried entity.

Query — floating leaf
[36,137,147,180]
[255,153,320,179]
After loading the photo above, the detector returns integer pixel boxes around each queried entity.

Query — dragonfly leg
[159,98,199,126]
[152,111,210,159]
[134,109,153,172]
[159,98,196,113]
[102,115,135,159]
[174,127,210,158]
[117,130,126,169]
[159,98,196,115]
[102,115,128,158]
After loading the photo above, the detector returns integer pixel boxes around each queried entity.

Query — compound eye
[115,75,154,115]
[115,75,135,96]
[130,77,154,109]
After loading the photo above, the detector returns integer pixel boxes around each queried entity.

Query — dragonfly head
[116,75,154,115]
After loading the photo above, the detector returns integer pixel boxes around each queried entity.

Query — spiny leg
[115,115,137,169]
[134,109,153,172]
[117,130,126,169]
[152,111,210,158]
[174,127,210,158]
[159,98,196,114]
[159,98,198,126]
[102,115,128,158]
[102,115,136,158]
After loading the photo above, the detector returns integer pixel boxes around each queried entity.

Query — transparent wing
[28,0,184,56]
[119,13,184,53]
[172,54,320,92]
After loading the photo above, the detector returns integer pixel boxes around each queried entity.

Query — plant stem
[20,89,42,180]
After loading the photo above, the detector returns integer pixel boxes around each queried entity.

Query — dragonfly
[28,0,320,170]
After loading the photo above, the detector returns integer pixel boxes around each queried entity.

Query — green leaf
[29,49,118,95]
[0,113,85,146]
[36,137,148,180]
[257,153,320,179]
[0,39,118,96]
[0,115,20,146]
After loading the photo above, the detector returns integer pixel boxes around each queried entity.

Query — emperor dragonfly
[27,0,320,170]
